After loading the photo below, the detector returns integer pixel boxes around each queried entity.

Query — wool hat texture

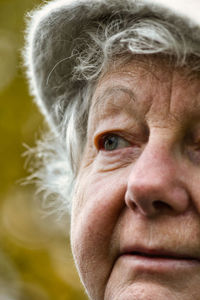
[24,0,200,131]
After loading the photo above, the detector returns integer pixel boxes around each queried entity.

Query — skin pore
[71,56,200,300]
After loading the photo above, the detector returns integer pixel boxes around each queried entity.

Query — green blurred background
[0,0,87,299]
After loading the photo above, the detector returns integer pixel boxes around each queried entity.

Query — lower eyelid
[97,145,142,169]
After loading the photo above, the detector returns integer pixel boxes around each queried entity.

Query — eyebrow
[88,85,139,134]
[95,85,136,103]
[91,85,136,115]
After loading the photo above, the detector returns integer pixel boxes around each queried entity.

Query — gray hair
[25,14,200,215]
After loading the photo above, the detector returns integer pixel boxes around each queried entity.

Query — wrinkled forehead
[89,56,200,128]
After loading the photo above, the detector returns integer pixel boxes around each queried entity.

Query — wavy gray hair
[25,14,200,215]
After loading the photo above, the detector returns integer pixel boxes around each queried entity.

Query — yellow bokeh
[0,0,87,299]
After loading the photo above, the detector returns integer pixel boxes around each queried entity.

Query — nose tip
[125,149,190,217]
[125,183,189,217]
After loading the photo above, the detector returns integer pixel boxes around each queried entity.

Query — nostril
[153,200,171,211]
[129,201,137,210]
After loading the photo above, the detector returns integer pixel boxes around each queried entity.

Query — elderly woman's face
[71,57,200,300]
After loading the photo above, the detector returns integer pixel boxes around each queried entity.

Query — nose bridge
[133,130,175,182]
[125,131,189,216]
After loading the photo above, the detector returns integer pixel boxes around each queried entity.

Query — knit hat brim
[24,0,200,130]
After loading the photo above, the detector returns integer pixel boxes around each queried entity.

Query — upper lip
[120,246,200,261]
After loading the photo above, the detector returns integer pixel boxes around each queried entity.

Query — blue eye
[99,134,130,151]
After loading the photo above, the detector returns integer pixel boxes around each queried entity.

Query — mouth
[119,247,200,273]
[123,248,198,260]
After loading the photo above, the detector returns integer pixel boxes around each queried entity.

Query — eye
[98,134,131,151]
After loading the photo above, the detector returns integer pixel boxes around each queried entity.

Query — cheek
[190,173,200,212]
[70,169,127,298]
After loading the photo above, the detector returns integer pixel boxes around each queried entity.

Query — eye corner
[94,133,103,150]
[94,133,113,151]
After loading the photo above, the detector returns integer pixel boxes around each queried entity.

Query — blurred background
[0,0,87,299]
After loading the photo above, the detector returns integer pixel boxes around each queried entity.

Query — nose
[125,142,190,217]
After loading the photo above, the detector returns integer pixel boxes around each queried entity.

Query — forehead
[89,57,200,127]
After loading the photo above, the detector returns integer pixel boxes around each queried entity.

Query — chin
[104,282,191,300]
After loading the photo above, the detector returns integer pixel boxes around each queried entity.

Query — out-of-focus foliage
[0,0,87,299]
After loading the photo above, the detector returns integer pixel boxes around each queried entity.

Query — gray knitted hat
[24,0,200,131]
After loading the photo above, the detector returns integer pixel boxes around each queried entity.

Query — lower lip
[120,254,200,273]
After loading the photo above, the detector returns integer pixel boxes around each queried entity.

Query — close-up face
[71,56,200,300]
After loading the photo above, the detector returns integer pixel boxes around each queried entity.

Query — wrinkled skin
[71,56,200,300]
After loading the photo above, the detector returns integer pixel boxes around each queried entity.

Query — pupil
[105,136,118,150]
